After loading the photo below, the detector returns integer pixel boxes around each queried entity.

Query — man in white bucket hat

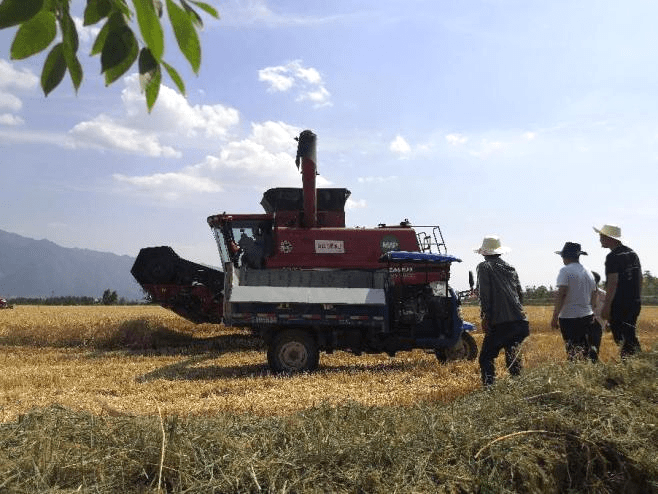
[474,235,529,386]
[594,224,642,357]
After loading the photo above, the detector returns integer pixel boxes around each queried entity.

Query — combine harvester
[132,130,477,372]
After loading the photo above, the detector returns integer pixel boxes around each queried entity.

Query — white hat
[593,224,622,239]
[474,235,511,255]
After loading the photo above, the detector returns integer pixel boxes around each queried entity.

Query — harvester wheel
[267,329,319,373]
[435,332,478,363]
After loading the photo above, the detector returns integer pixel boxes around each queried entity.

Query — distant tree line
[523,270,658,305]
[5,272,658,306]
[7,289,143,306]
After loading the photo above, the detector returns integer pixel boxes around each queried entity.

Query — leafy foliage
[0,0,219,111]
[523,270,658,305]
[101,289,119,305]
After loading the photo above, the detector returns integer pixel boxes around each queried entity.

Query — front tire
[267,329,319,373]
[435,331,478,363]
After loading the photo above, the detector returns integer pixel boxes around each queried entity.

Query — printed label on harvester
[315,240,345,253]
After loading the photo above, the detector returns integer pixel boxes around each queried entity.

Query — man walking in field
[474,235,529,387]
[594,224,642,357]
[551,242,600,362]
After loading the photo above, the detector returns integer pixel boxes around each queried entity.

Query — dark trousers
[479,320,529,386]
[610,307,641,358]
[559,315,601,362]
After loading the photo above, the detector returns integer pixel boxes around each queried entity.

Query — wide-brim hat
[474,235,511,255]
[555,242,587,257]
[593,224,622,239]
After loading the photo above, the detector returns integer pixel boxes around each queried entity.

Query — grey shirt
[477,255,526,326]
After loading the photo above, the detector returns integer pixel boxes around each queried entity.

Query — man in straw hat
[474,235,529,386]
[594,224,642,357]
[551,242,600,362]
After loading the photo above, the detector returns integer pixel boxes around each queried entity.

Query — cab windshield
[212,219,273,269]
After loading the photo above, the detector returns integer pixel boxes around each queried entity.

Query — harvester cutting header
[132,130,477,372]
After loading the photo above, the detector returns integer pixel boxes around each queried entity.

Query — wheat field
[0,305,656,423]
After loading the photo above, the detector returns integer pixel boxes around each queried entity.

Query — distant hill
[0,230,143,301]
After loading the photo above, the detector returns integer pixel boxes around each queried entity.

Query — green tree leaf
[66,53,84,91]
[181,0,203,29]
[166,0,201,73]
[1,0,218,108]
[162,60,185,95]
[189,1,219,19]
[10,10,57,60]
[0,0,44,29]
[139,48,161,112]
[61,11,79,54]
[91,18,111,56]
[84,0,113,26]
[59,10,83,91]
[110,0,131,17]
[41,43,66,96]
[101,15,139,85]
[133,0,165,60]
[153,0,164,17]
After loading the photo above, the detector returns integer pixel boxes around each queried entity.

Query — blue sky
[1,0,657,291]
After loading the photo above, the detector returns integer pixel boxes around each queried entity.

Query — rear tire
[435,331,478,363]
[267,329,319,373]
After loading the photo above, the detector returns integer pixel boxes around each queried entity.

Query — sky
[1,0,657,292]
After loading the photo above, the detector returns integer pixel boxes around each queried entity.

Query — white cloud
[523,131,537,140]
[259,60,332,108]
[70,114,181,157]
[249,120,302,152]
[69,75,240,156]
[446,133,467,146]
[469,139,507,159]
[114,172,222,200]
[389,135,411,158]
[0,113,24,126]
[295,66,322,85]
[112,121,312,200]
[211,121,308,184]
[0,59,38,91]
[258,66,295,92]
[296,86,331,107]
[346,197,367,209]
[0,59,38,127]
[121,74,240,138]
[0,91,22,112]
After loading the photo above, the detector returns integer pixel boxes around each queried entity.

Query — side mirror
[468,270,474,290]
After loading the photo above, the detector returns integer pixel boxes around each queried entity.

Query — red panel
[265,227,419,269]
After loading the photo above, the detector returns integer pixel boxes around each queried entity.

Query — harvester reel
[131,246,177,284]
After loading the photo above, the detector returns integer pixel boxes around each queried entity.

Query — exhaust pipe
[295,130,317,228]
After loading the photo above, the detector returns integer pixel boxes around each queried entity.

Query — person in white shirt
[551,242,599,362]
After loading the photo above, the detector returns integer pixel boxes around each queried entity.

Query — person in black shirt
[593,224,642,357]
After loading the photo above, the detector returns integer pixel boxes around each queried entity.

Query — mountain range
[0,229,144,301]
